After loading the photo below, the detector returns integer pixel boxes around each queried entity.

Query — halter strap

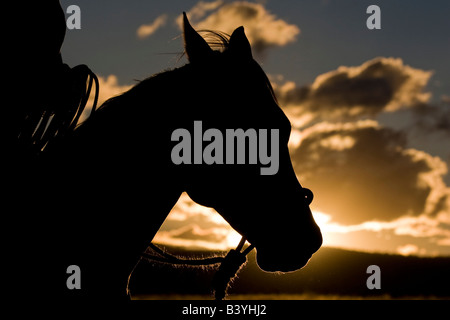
[141,236,254,300]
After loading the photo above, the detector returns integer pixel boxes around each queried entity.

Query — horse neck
[125,66,196,238]
[49,66,195,238]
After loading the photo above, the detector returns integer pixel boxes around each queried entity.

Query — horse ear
[228,26,252,60]
[183,12,213,63]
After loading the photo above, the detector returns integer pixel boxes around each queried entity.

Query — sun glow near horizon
[153,196,449,257]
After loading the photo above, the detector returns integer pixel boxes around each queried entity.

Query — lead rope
[141,236,255,300]
[212,237,255,300]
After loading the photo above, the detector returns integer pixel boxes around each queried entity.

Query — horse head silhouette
[178,13,322,272]
[49,13,322,299]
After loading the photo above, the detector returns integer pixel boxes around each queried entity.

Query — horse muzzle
[253,225,323,273]
[255,246,313,272]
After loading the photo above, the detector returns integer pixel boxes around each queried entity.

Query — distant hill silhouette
[130,246,450,299]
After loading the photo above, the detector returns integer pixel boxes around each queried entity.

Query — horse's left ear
[228,26,252,60]
[183,12,213,63]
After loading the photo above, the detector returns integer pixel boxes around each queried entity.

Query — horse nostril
[302,188,314,205]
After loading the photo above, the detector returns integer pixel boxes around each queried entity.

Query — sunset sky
[60,0,450,256]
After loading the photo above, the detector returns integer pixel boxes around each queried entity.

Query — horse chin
[255,247,312,273]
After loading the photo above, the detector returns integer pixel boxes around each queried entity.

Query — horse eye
[303,188,314,205]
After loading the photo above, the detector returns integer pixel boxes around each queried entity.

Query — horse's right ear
[229,26,252,60]
[183,12,213,63]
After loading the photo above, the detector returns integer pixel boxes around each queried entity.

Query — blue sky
[58,0,450,256]
[60,0,449,99]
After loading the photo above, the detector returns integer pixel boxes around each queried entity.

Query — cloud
[273,57,433,127]
[153,193,242,250]
[80,75,133,123]
[93,75,133,105]
[165,193,230,227]
[179,1,300,55]
[137,14,168,39]
[321,211,450,238]
[315,209,450,253]
[290,120,449,225]
[164,224,228,243]
[276,56,449,253]
[397,244,421,256]
[410,98,450,135]
[181,0,224,22]
[154,223,241,251]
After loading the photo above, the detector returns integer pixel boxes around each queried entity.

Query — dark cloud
[411,99,450,135]
[274,58,432,127]
[291,121,448,225]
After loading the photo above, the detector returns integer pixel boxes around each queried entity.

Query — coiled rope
[18,63,99,156]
